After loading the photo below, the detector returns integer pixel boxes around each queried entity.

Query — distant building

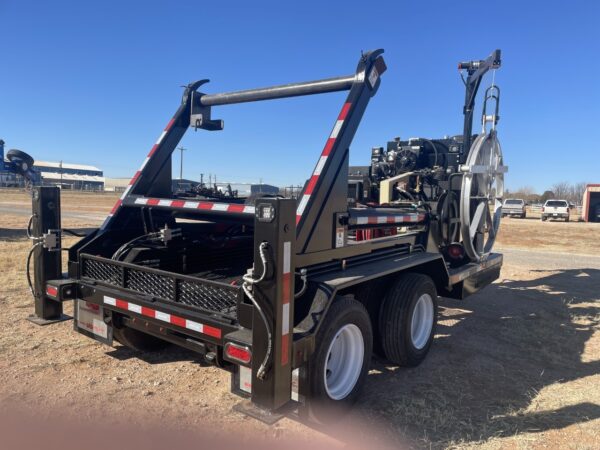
[34,161,104,190]
[582,184,600,222]
[104,178,131,193]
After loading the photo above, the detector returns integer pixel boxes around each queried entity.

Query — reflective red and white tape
[132,197,255,214]
[281,241,291,366]
[101,118,176,229]
[352,213,427,226]
[103,295,221,339]
[296,102,352,224]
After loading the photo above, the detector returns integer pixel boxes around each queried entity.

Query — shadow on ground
[343,268,600,448]
[83,266,600,448]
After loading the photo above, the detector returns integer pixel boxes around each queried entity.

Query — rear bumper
[445,253,503,299]
[76,282,239,347]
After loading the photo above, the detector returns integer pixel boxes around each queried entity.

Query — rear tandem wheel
[379,273,438,366]
[306,296,373,423]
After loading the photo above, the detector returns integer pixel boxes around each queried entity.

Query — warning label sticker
[368,67,379,88]
[76,301,108,339]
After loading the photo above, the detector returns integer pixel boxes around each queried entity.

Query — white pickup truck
[541,199,570,222]
[502,198,526,218]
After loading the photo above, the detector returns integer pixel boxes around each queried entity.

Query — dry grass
[0,188,120,211]
[496,217,600,256]
[0,188,599,449]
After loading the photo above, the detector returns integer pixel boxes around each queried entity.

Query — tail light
[542,206,545,212]
[446,243,465,260]
[224,342,252,365]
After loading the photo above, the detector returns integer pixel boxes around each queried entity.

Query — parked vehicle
[541,199,570,222]
[502,198,526,218]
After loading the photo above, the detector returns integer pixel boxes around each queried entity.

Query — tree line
[506,181,588,205]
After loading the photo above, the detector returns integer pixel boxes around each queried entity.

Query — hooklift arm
[102,51,387,257]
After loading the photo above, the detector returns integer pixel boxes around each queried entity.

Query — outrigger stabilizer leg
[27,186,72,325]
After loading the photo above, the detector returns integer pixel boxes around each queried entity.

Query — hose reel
[458,76,507,263]
[459,129,506,262]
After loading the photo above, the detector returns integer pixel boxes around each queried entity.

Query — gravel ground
[498,247,600,270]
[1,190,599,449]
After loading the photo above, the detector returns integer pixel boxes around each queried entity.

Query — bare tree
[551,181,571,200]
[540,190,555,203]
[510,186,538,203]
[546,181,588,204]
[573,182,588,205]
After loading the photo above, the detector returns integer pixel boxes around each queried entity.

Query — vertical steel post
[250,198,295,410]
[28,186,68,324]
[0,139,5,170]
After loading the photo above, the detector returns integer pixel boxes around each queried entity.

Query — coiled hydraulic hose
[241,242,272,380]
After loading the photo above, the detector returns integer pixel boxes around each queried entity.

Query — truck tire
[307,296,372,423]
[379,273,438,366]
[541,216,546,222]
[565,216,569,222]
[113,325,170,352]
[351,280,386,356]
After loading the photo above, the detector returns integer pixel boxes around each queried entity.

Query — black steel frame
[460,49,501,155]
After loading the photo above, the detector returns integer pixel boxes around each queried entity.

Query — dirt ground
[0,189,598,449]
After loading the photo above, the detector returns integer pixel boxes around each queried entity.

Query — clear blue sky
[1,0,598,192]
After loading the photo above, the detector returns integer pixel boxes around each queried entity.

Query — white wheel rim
[410,294,434,350]
[324,324,364,400]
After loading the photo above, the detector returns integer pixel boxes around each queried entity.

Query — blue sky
[1,0,598,192]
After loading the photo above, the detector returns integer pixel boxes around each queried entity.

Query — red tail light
[224,343,252,364]
[447,243,465,260]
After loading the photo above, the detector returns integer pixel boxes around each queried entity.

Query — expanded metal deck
[80,254,241,319]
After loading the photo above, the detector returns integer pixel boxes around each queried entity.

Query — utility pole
[177,146,186,180]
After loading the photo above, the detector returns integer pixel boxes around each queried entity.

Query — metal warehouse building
[582,184,600,222]
[33,161,105,190]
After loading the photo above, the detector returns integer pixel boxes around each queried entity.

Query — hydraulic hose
[111,232,161,261]
[241,242,272,380]
[294,269,308,299]
[26,242,43,298]
[421,138,439,168]
[26,214,36,240]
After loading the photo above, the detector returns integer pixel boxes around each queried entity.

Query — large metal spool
[459,130,507,262]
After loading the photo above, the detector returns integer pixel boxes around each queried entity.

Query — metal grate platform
[81,254,241,318]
